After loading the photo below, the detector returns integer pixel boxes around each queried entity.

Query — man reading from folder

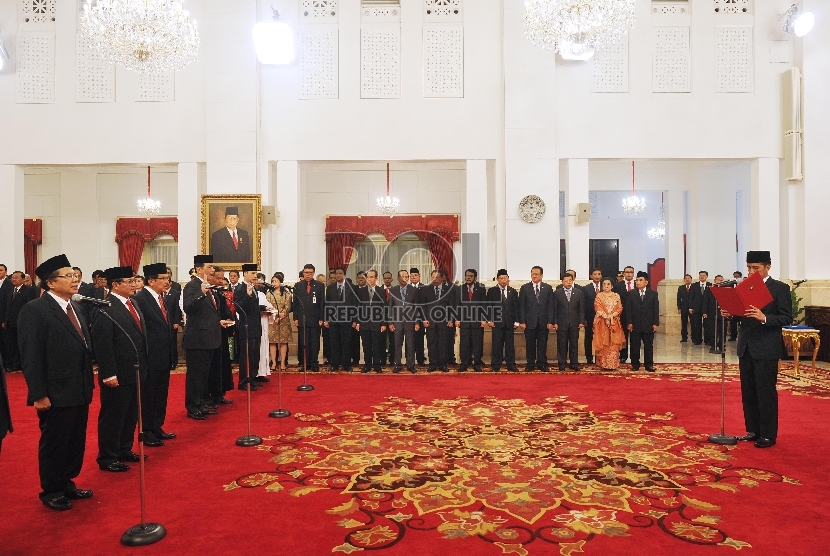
[720,250,791,449]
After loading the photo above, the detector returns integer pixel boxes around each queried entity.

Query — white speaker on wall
[783,67,803,181]
[262,205,277,225]
[576,203,591,223]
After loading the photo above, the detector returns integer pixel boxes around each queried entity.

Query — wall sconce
[253,6,295,64]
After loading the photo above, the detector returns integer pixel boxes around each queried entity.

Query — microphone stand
[93,306,166,546]
[707,289,737,446]
[233,302,262,447]
[269,293,291,418]
[292,285,314,392]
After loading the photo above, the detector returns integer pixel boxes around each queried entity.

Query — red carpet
[1,365,829,555]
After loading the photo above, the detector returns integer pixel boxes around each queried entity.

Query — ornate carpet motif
[225,396,799,554]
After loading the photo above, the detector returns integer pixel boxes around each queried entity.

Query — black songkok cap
[241,263,258,272]
[746,251,771,264]
[409,268,420,274]
[36,254,71,281]
[497,269,509,277]
[225,206,239,216]
[104,266,134,281]
[143,263,168,277]
[194,255,214,265]
[637,271,649,280]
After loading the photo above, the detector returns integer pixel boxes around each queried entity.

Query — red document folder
[710,272,774,316]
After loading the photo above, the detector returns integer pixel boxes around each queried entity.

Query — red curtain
[647,258,666,291]
[115,217,179,273]
[23,219,42,278]
[425,230,455,281]
[326,233,361,272]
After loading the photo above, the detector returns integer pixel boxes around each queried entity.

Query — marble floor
[651,334,739,364]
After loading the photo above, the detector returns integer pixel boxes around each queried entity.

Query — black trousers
[629,331,654,368]
[393,323,415,368]
[38,404,89,502]
[298,326,321,370]
[445,327,457,363]
[729,318,739,340]
[384,328,395,364]
[690,313,703,343]
[459,326,484,367]
[351,328,361,365]
[97,382,138,465]
[4,326,20,369]
[238,336,262,383]
[619,328,630,361]
[739,355,779,440]
[583,318,594,362]
[524,327,549,368]
[425,324,451,368]
[556,326,580,368]
[142,368,171,439]
[679,309,691,340]
[219,331,234,393]
[414,325,426,364]
[185,349,213,414]
[329,323,354,368]
[360,328,384,369]
[321,326,330,362]
[491,325,516,368]
[0,326,7,368]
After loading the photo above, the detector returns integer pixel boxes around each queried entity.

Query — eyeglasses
[55,273,79,280]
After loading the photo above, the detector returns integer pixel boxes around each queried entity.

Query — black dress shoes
[100,462,130,472]
[187,411,207,420]
[736,432,758,442]
[645,366,655,373]
[457,367,468,373]
[631,366,640,371]
[217,397,234,405]
[569,366,579,371]
[66,489,93,500]
[43,496,73,511]
[255,376,270,382]
[473,366,483,373]
[408,367,417,373]
[492,366,502,372]
[158,431,177,439]
[393,366,402,373]
[120,452,146,462]
[755,437,776,448]
[143,438,164,447]
[507,366,519,372]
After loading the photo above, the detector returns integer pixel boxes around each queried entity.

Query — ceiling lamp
[80,0,200,74]
[523,0,637,61]
[253,8,295,65]
[137,166,161,218]
[376,163,400,215]
[648,194,666,240]
[783,4,814,37]
[622,161,646,215]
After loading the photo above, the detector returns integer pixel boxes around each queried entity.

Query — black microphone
[283,285,295,292]
[207,285,229,291]
[712,280,738,287]
[71,293,111,306]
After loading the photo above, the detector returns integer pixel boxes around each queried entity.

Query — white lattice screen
[652,27,690,93]
[592,36,628,93]
[424,27,463,98]
[136,71,175,102]
[714,27,753,92]
[17,34,54,103]
[76,33,116,102]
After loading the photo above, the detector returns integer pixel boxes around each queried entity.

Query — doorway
[589,239,620,281]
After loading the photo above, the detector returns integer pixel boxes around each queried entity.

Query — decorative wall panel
[300,27,339,99]
[424,0,462,23]
[653,27,690,93]
[17,34,54,103]
[361,28,400,98]
[361,1,401,23]
[76,33,116,102]
[136,71,175,102]
[713,0,751,14]
[19,0,56,26]
[424,27,463,98]
[592,36,628,93]
[300,0,338,22]
[715,26,752,92]
[588,192,599,218]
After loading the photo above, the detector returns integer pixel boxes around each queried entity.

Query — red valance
[23,219,42,279]
[115,217,178,273]
[325,214,459,242]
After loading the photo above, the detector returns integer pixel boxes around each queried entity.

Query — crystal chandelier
[80,0,199,74]
[138,166,161,218]
[648,197,666,240]
[376,163,400,215]
[622,161,646,215]
[523,0,637,60]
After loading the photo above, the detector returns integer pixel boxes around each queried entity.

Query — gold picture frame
[200,194,262,271]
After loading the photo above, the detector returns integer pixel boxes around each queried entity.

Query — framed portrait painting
[201,194,262,270]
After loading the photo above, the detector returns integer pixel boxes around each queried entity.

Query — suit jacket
[417,282,455,324]
[552,287,585,330]
[132,288,176,371]
[456,282,487,328]
[689,281,711,313]
[388,284,418,325]
[166,281,183,326]
[486,284,519,329]
[6,285,36,328]
[182,276,222,350]
[210,227,252,263]
[91,287,108,300]
[233,282,263,339]
[77,282,94,297]
[91,296,149,386]
[291,279,325,328]
[625,289,660,332]
[677,284,693,311]
[736,277,791,360]
[18,294,95,407]
[583,281,602,320]
[702,286,718,317]
[0,352,11,436]
[0,277,13,324]
[325,281,357,325]
[355,285,387,331]
[518,281,554,329]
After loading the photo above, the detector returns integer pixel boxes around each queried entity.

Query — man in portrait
[210,206,252,263]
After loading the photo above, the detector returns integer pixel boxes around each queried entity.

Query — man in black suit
[324,267,356,371]
[234,263,264,388]
[582,269,603,364]
[612,266,636,363]
[703,274,726,351]
[388,269,418,373]
[91,270,108,299]
[689,271,711,345]
[0,263,10,369]
[19,254,95,510]
[518,266,554,371]
[0,352,10,453]
[409,268,427,365]
[210,206,252,263]
[625,271,659,372]
[487,269,519,372]
[722,251,791,448]
[165,266,183,352]
[354,270,387,373]
[292,263,326,371]
[381,272,395,364]
[210,268,236,403]
[552,273,585,371]
[132,263,177,446]
[4,271,36,371]
[91,266,149,472]
[75,267,94,298]
[729,271,743,341]
[676,274,693,342]
[418,269,454,372]
[456,269,487,372]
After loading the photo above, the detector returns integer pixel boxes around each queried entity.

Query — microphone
[207,285,229,291]
[712,280,738,287]
[71,293,111,306]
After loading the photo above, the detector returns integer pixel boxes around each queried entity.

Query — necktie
[12,287,18,299]
[502,287,507,300]
[126,299,142,330]
[627,282,632,291]
[338,284,343,299]
[370,287,374,300]
[534,284,540,301]
[640,290,645,300]
[306,281,311,294]
[401,287,406,303]
[434,286,439,297]
[565,289,571,301]
[468,285,473,301]
[595,284,599,293]
[701,283,705,292]
[386,287,390,302]
[158,293,169,322]
[232,230,239,250]
[686,285,690,293]
[65,304,86,345]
